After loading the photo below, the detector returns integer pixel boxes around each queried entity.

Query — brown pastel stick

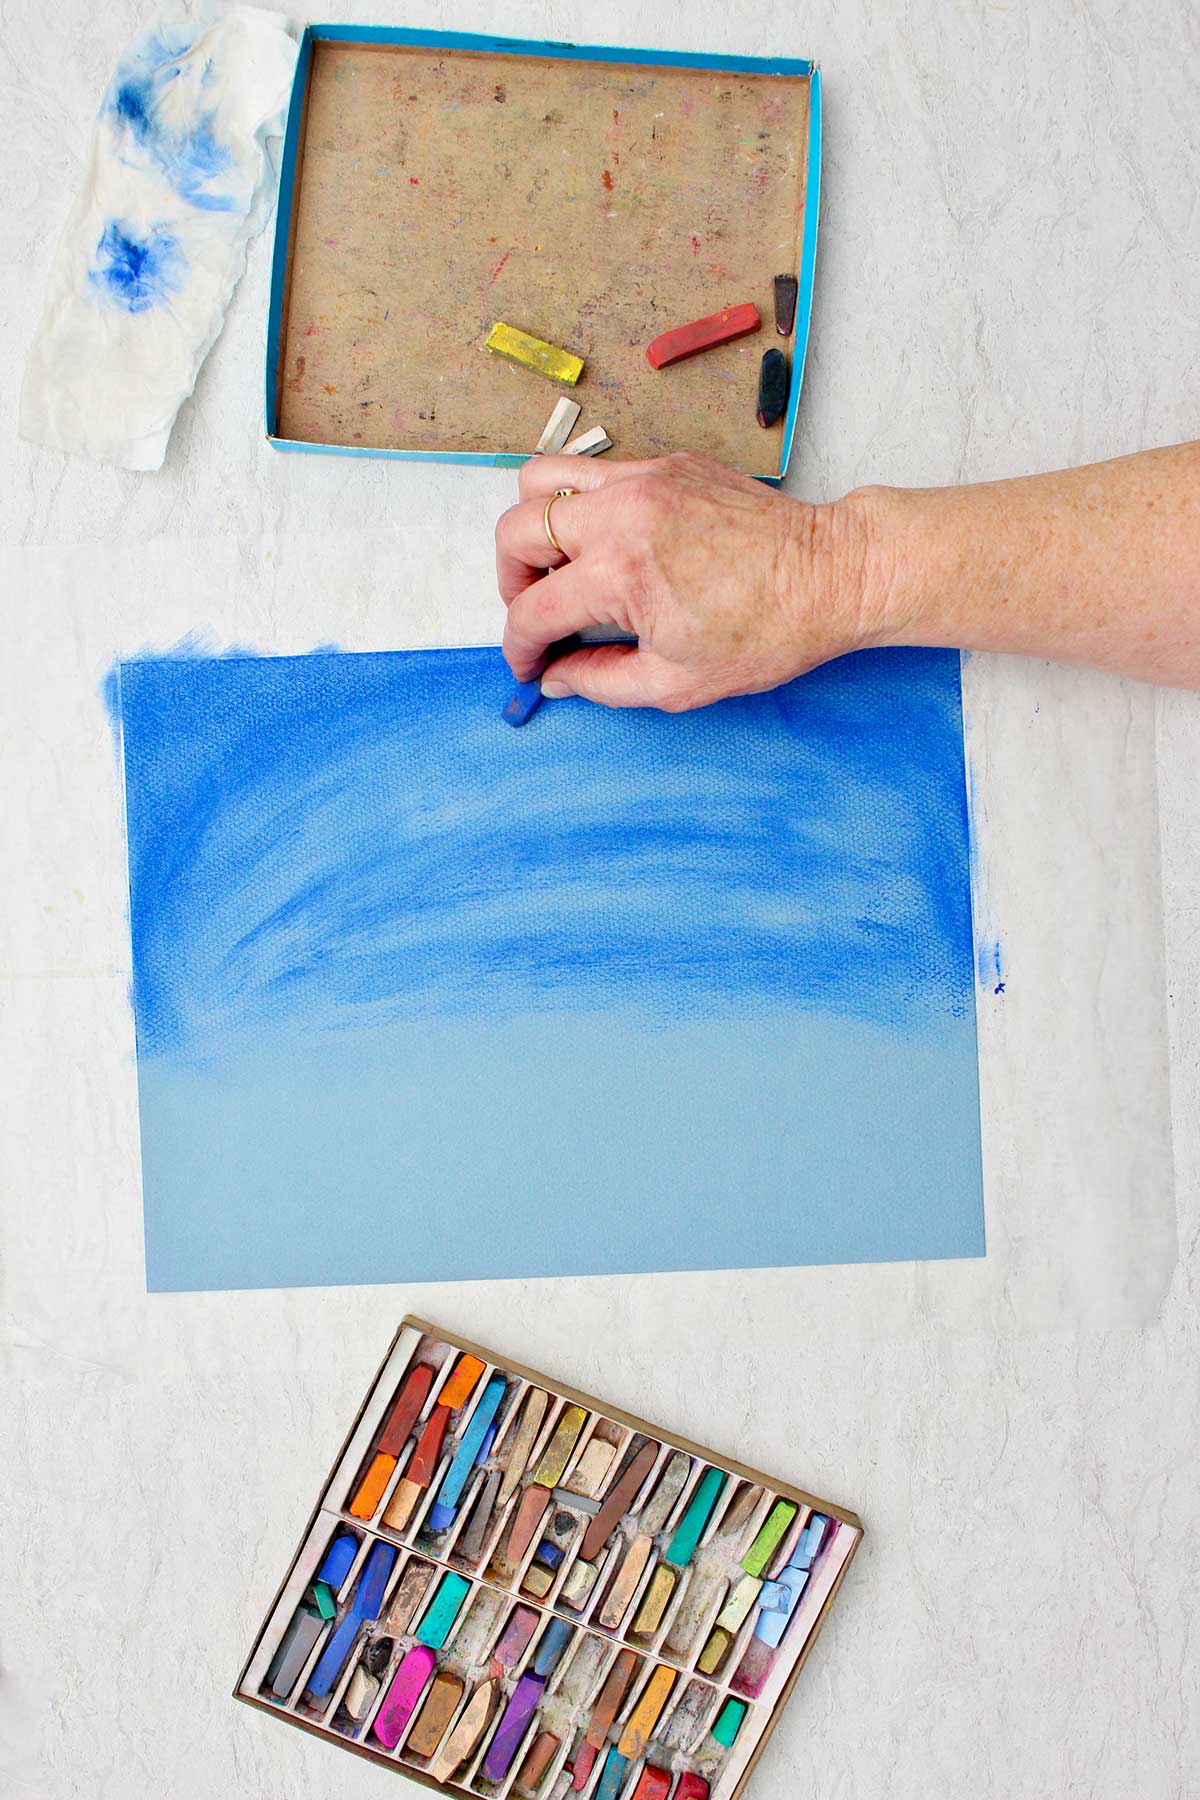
[431,1678,497,1782]
[516,1728,562,1793]
[406,1669,465,1757]
[377,1362,436,1456]
[598,1534,654,1630]
[498,1388,550,1508]
[381,1560,435,1636]
[439,1354,486,1411]
[586,1649,639,1748]
[507,1485,551,1563]
[580,1442,659,1562]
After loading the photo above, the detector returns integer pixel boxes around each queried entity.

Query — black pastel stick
[756,349,789,429]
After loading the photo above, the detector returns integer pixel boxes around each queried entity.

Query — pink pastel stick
[372,1644,437,1749]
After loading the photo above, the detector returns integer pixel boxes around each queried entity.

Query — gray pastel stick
[637,1452,691,1537]
[266,1607,325,1698]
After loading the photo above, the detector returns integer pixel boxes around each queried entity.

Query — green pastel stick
[712,1697,747,1748]
[312,1582,337,1621]
[415,1571,470,1648]
[665,1468,726,1568]
[740,1500,798,1577]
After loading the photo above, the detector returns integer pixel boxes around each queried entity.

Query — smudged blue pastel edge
[265,26,818,482]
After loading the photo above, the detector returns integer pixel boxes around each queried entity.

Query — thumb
[540,645,669,709]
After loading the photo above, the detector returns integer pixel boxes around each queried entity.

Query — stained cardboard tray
[266,27,821,479]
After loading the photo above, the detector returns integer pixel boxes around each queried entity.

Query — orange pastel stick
[350,1451,398,1520]
[438,1355,486,1411]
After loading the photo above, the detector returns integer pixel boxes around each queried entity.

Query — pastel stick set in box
[237,1320,863,1799]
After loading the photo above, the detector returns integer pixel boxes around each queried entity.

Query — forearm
[853,442,1200,687]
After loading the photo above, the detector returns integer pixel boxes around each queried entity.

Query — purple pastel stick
[372,1644,437,1750]
[481,1671,545,1782]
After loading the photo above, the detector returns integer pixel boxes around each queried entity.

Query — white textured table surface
[3,3,1199,1797]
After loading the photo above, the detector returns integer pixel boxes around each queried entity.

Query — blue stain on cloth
[106,34,237,213]
[116,644,986,1292]
[89,222,185,313]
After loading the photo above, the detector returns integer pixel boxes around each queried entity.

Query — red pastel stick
[377,1362,435,1456]
[646,303,761,369]
[407,1406,450,1486]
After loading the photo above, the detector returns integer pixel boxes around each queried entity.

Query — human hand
[494,451,880,711]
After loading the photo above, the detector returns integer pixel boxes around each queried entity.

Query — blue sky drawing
[119,646,984,1291]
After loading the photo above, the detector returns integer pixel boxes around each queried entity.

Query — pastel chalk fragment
[585,1648,639,1749]
[265,1605,325,1699]
[645,303,760,369]
[365,1636,394,1677]
[581,1441,660,1562]
[757,1579,792,1614]
[617,1664,676,1759]
[312,1582,337,1621]
[450,1587,506,1665]
[482,1670,546,1781]
[631,1563,677,1638]
[428,1373,509,1529]
[432,1679,497,1782]
[598,1533,654,1629]
[662,1680,717,1751]
[697,1626,732,1676]
[630,1766,671,1800]
[559,1558,600,1611]
[710,1697,746,1748]
[307,1540,396,1699]
[317,1532,359,1591]
[773,272,799,336]
[458,1468,503,1563]
[713,1482,763,1545]
[344,1663,379,1721]
[534,1537,566,1570]
[675,1776,710,1800]
[381,1561,434,1636]
[486,321,584,386]
[594,1746,628,1800]
[521,1562,555,1600]
[507,1484,552,1563]
[377,1361,436,1456]
[383,1409,449,1529]
[439,1354,487,1412]
[350,1451,397,1521]
[502,680,546,728]
[665,1469,726,1569]
[729,1635,774,1700]
[416,1571,471,1648]
[755,348,789,429]
[637,1453,691,1538]
[532,1407,589,1486]
[752,1566,808,1647]
[664,1572,721,1658]
[563,1436,618,1500]
[791,1512,832,1571]
[561,426,612,456]
[715,1575,762,1634]
[554,1486,601,1516]
[498,1389,550,1507]
[534,396,582,454]
[493,1604,541,1671]
[517,1728,562,1793]
[741,1500,798,1578]
[532,1616,575,1680]
[373,1643,437,1749]
[407,1669,465,1756]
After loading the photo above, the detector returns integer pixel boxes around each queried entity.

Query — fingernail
[540,678,570,699]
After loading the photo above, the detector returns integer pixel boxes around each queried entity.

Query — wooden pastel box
[235,1318,863,1799]
[266,27,821,480]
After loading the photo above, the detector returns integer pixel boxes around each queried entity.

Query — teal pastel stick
[415,1571,471,1648]
[712,1697,747,1747]
[429,1374,508,1523]
[595,1746,627,1800]
[665,1468,726,1568]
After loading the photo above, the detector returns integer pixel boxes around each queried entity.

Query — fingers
[516,453,659,502]
[495,486,600,605]
[539,646,676,710]
[503,560,627,681]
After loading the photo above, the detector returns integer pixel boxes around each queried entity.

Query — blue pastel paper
[117,644,984,1292]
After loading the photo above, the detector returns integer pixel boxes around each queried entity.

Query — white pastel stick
[534,397,582,455]
[562,427,612,456]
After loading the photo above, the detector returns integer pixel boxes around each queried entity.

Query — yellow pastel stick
[486,322,584,385]
[617,1664,676,1759]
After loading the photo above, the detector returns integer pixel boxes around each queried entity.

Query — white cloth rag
[20,7,297,470]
